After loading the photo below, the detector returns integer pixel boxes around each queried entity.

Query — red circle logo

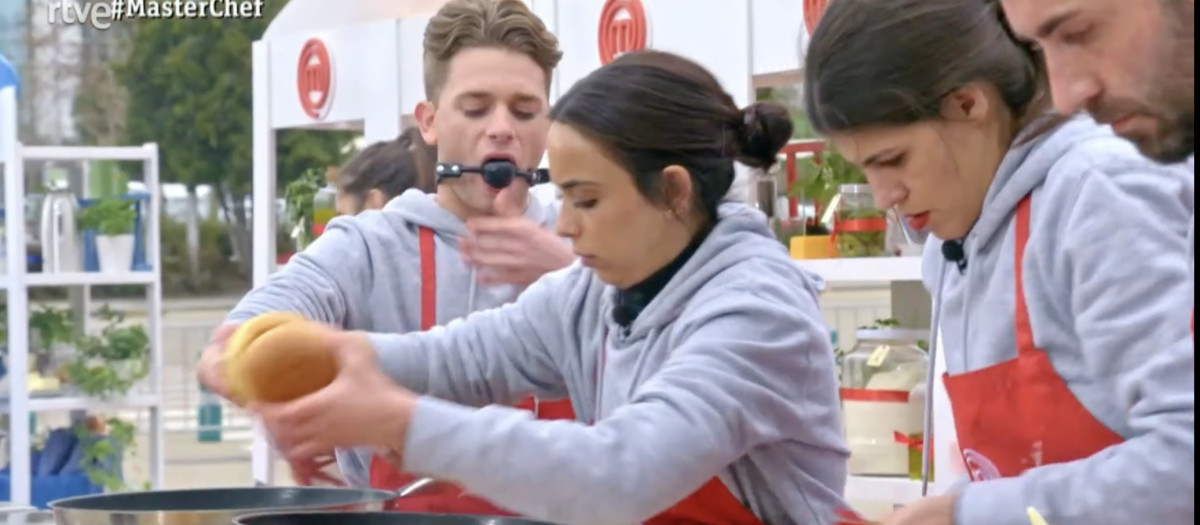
[297,39,333,120]
[598,0,648,65]
[804,0,831,36]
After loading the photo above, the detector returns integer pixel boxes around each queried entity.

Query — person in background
[998,0,1195,338]
[197,0,576,515]
[249,49,855,525]
[334,127,438,216]
[803,1,1194,524]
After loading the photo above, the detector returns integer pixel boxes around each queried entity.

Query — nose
[866,174,906,210]
[554,204,581,239]
[485,109,516,143]
[1044,51,1101,115]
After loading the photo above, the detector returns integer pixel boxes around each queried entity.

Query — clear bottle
[840,328,928,477]
[834,184,888,257]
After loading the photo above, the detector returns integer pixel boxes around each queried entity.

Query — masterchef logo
[598,0,649,65]
[297,38,334,120]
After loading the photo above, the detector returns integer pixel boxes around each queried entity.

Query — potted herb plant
[29,304,76,380]
[78,197,137,273]
[63,305,150,398]
[283,167,326,252]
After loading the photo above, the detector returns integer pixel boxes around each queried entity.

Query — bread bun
[225,312,338,403]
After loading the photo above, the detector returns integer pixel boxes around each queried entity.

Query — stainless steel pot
[48,479,440,525]
[233,511,560,525]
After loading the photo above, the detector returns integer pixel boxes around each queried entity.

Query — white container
[95,234,135,273]
[841,329,928,477]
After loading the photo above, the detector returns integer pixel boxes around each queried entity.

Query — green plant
[791,146,868,222]
[284,167,326,244]
[72,417,136,492]
[63,305,150,397]
[27,305,75,361]
[78,198,137,236]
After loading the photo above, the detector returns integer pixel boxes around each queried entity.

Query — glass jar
[834,184,888,257]
[840,328,928,477]
[311,180,338,239]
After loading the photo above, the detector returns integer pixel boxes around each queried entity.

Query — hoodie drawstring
[920,260,949,496]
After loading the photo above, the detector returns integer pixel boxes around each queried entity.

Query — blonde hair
[423,0,562,101]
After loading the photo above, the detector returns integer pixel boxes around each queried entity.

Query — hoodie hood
[631,202,826,334]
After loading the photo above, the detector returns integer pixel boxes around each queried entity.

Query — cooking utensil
[1027,507,1050,525]
[233,511,561,525]
[48,481,435,525]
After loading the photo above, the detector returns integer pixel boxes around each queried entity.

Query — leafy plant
[63,305,150,397]
[284,167,327,246]
[791,145,868,223]
[78,198,137,236]
[72,416,136,492]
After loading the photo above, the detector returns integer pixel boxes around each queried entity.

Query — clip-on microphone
[435,159,550,190]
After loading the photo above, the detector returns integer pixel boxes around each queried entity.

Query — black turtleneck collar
[612,230,710,329]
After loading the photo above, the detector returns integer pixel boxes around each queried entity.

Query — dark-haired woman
[334,126,439,215]
[249,50,855,525]
[804,1,1194,524]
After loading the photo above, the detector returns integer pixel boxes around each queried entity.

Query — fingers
[208,322,240,344]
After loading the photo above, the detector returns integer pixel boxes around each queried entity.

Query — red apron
[942,195,1124,481]
[368,226,575,514]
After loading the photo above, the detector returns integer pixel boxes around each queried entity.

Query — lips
[905,212,930,231]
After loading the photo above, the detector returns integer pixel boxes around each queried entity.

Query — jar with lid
[840,328,929,478]
[833,184,888,257]
[311,167,338,239]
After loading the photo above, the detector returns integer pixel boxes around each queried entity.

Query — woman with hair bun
[251,50,854,525]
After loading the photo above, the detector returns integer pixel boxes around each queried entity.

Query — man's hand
[880,494,957,525]
[196,322,241,404]
[460,217,574,285]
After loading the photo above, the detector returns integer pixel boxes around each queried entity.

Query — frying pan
[233,511,560,525]
[48,479,438,525]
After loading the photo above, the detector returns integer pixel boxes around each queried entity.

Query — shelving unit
[795,256,958,509]
[0,85,165,506]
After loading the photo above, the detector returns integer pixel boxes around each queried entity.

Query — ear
[364,189,389,210]
[660,165,695,214]
[414,101,438,145]
[939,83,991,124]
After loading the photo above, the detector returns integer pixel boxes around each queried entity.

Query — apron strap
[1013,195,1036,358]
[419,226,436,331]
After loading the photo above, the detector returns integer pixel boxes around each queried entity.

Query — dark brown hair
[423,0,562,101]
[337,127,437,206]
[804,0,1047,135]
[549,50,793,227]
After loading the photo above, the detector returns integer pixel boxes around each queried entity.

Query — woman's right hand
[196,322,241,404]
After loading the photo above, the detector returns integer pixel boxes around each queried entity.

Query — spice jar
[833,184,888,257]
[840,328,928,477]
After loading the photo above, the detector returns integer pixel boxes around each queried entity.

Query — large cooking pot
[233,511,559,525]
[48,482,436,525]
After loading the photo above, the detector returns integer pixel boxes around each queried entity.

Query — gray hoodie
[921,116,1195,525]
[226,188,559,487]
[365,202,851,525]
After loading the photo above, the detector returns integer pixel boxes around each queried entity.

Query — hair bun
[735,102,794,170]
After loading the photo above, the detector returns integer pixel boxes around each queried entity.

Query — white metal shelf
[13,271,157,288]
[0,394,160,413]
[795,256,924,284]
[1,85,166,506]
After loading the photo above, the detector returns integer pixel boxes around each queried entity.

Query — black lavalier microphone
[942,240,968,273]
[435,160,551,190]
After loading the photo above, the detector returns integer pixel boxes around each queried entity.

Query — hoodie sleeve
[379,285,839,525]
[364,268,573,407]
[954,162,1195,525]
[225,217,373,326]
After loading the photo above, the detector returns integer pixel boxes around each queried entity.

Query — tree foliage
[115,0,351,194]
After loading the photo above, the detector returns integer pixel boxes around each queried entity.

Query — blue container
[0,429,123,508]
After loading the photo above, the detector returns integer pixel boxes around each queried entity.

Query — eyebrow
[1034,8,1081,39]
[861,148,900,166]
[558,180,599,191]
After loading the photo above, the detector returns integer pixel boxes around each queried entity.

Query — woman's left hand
[879,494,957,525]
[249,329,418,461]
